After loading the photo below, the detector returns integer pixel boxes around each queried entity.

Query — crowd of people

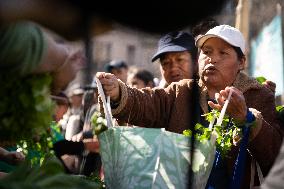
[0,15,284,189]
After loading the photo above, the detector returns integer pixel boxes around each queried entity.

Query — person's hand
[96,72,120,102]
[4,151,25,165]
[71,132,83,142]
[208,86,247,123]
[263,80,276,94]
[83,137,100,153]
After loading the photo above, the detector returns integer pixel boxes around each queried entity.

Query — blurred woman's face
[70,94,83,108]
[198,37,245,90]
[128,76,146,89]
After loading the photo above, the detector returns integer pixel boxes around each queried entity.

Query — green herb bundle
[0,73,54,143]
[256,76,267,84]
[183,110,242,157]
[91,111,107,135]
[18,121,64,166]
[276,105,284,123]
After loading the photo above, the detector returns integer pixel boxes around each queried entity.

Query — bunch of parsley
[0,73,54,143]
[183,110,242,158]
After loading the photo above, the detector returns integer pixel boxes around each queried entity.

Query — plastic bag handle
[95,77,114,127]
[216,89,233,126]
[210,89,233,144]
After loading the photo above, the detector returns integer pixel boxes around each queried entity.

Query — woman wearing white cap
[96,25,283,189]
[195,24,283,189]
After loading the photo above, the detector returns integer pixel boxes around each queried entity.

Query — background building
[93,26,161,79]
[58,0,283,103]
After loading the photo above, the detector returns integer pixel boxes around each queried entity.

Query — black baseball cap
[105,60,128,72]
[151,31,197,62]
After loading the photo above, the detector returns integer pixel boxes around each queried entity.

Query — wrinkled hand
[96,72,120,102]
[208,86,247,123]
[5,151,25,165]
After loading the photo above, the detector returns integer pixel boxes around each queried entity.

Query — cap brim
[151,46,188,62]
[105,65,118,72]
[72,89,85,95]
[196,34,220,48]
[196,34,240,51]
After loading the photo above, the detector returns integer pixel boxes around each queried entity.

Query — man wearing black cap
[152,31,198,88]
[105,60,128,83]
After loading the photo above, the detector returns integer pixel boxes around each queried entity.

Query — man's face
[111,67,128,83]
[159,51,194,84]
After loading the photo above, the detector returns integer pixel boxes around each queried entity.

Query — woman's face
[128,76,146,89]
[198,37,245,90]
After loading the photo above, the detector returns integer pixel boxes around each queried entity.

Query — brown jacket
[111,72,283,188]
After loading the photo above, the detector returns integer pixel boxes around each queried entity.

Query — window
[127,45,136,65]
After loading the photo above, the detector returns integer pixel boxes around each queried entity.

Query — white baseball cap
[196,25,245,54]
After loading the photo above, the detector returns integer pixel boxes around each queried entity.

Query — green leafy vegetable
[276,105,284,112]
[91,111,108,135]
[16,121,66,166]
[0,73,54,143]
[276,105,284,123]
[256,76,267,84]
[183,110,242,157]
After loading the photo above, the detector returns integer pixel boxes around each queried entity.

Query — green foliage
[276,105,284,123]
[0,158,103,189]
[91,111,108,135]
[85,172,105,188]
[256,76,267,84]
[183,110,242,158]
[16,121,65,167]
[0,73,55,143]
[276,105,284,113]
[182,129,192,137]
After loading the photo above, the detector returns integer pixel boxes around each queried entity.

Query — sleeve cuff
[248,108,263,141]
[111,80,128,115]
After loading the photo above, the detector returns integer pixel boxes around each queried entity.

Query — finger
[15,152,25,160]
[208,101,222,111]
[99,75,115,85]
[220,87,233,99]
[219,90,228,99]
[96,72,106,79]
[100,79,113,87]
[104,73,116,79]
[263,80,276,93]
[215,93,225,106]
